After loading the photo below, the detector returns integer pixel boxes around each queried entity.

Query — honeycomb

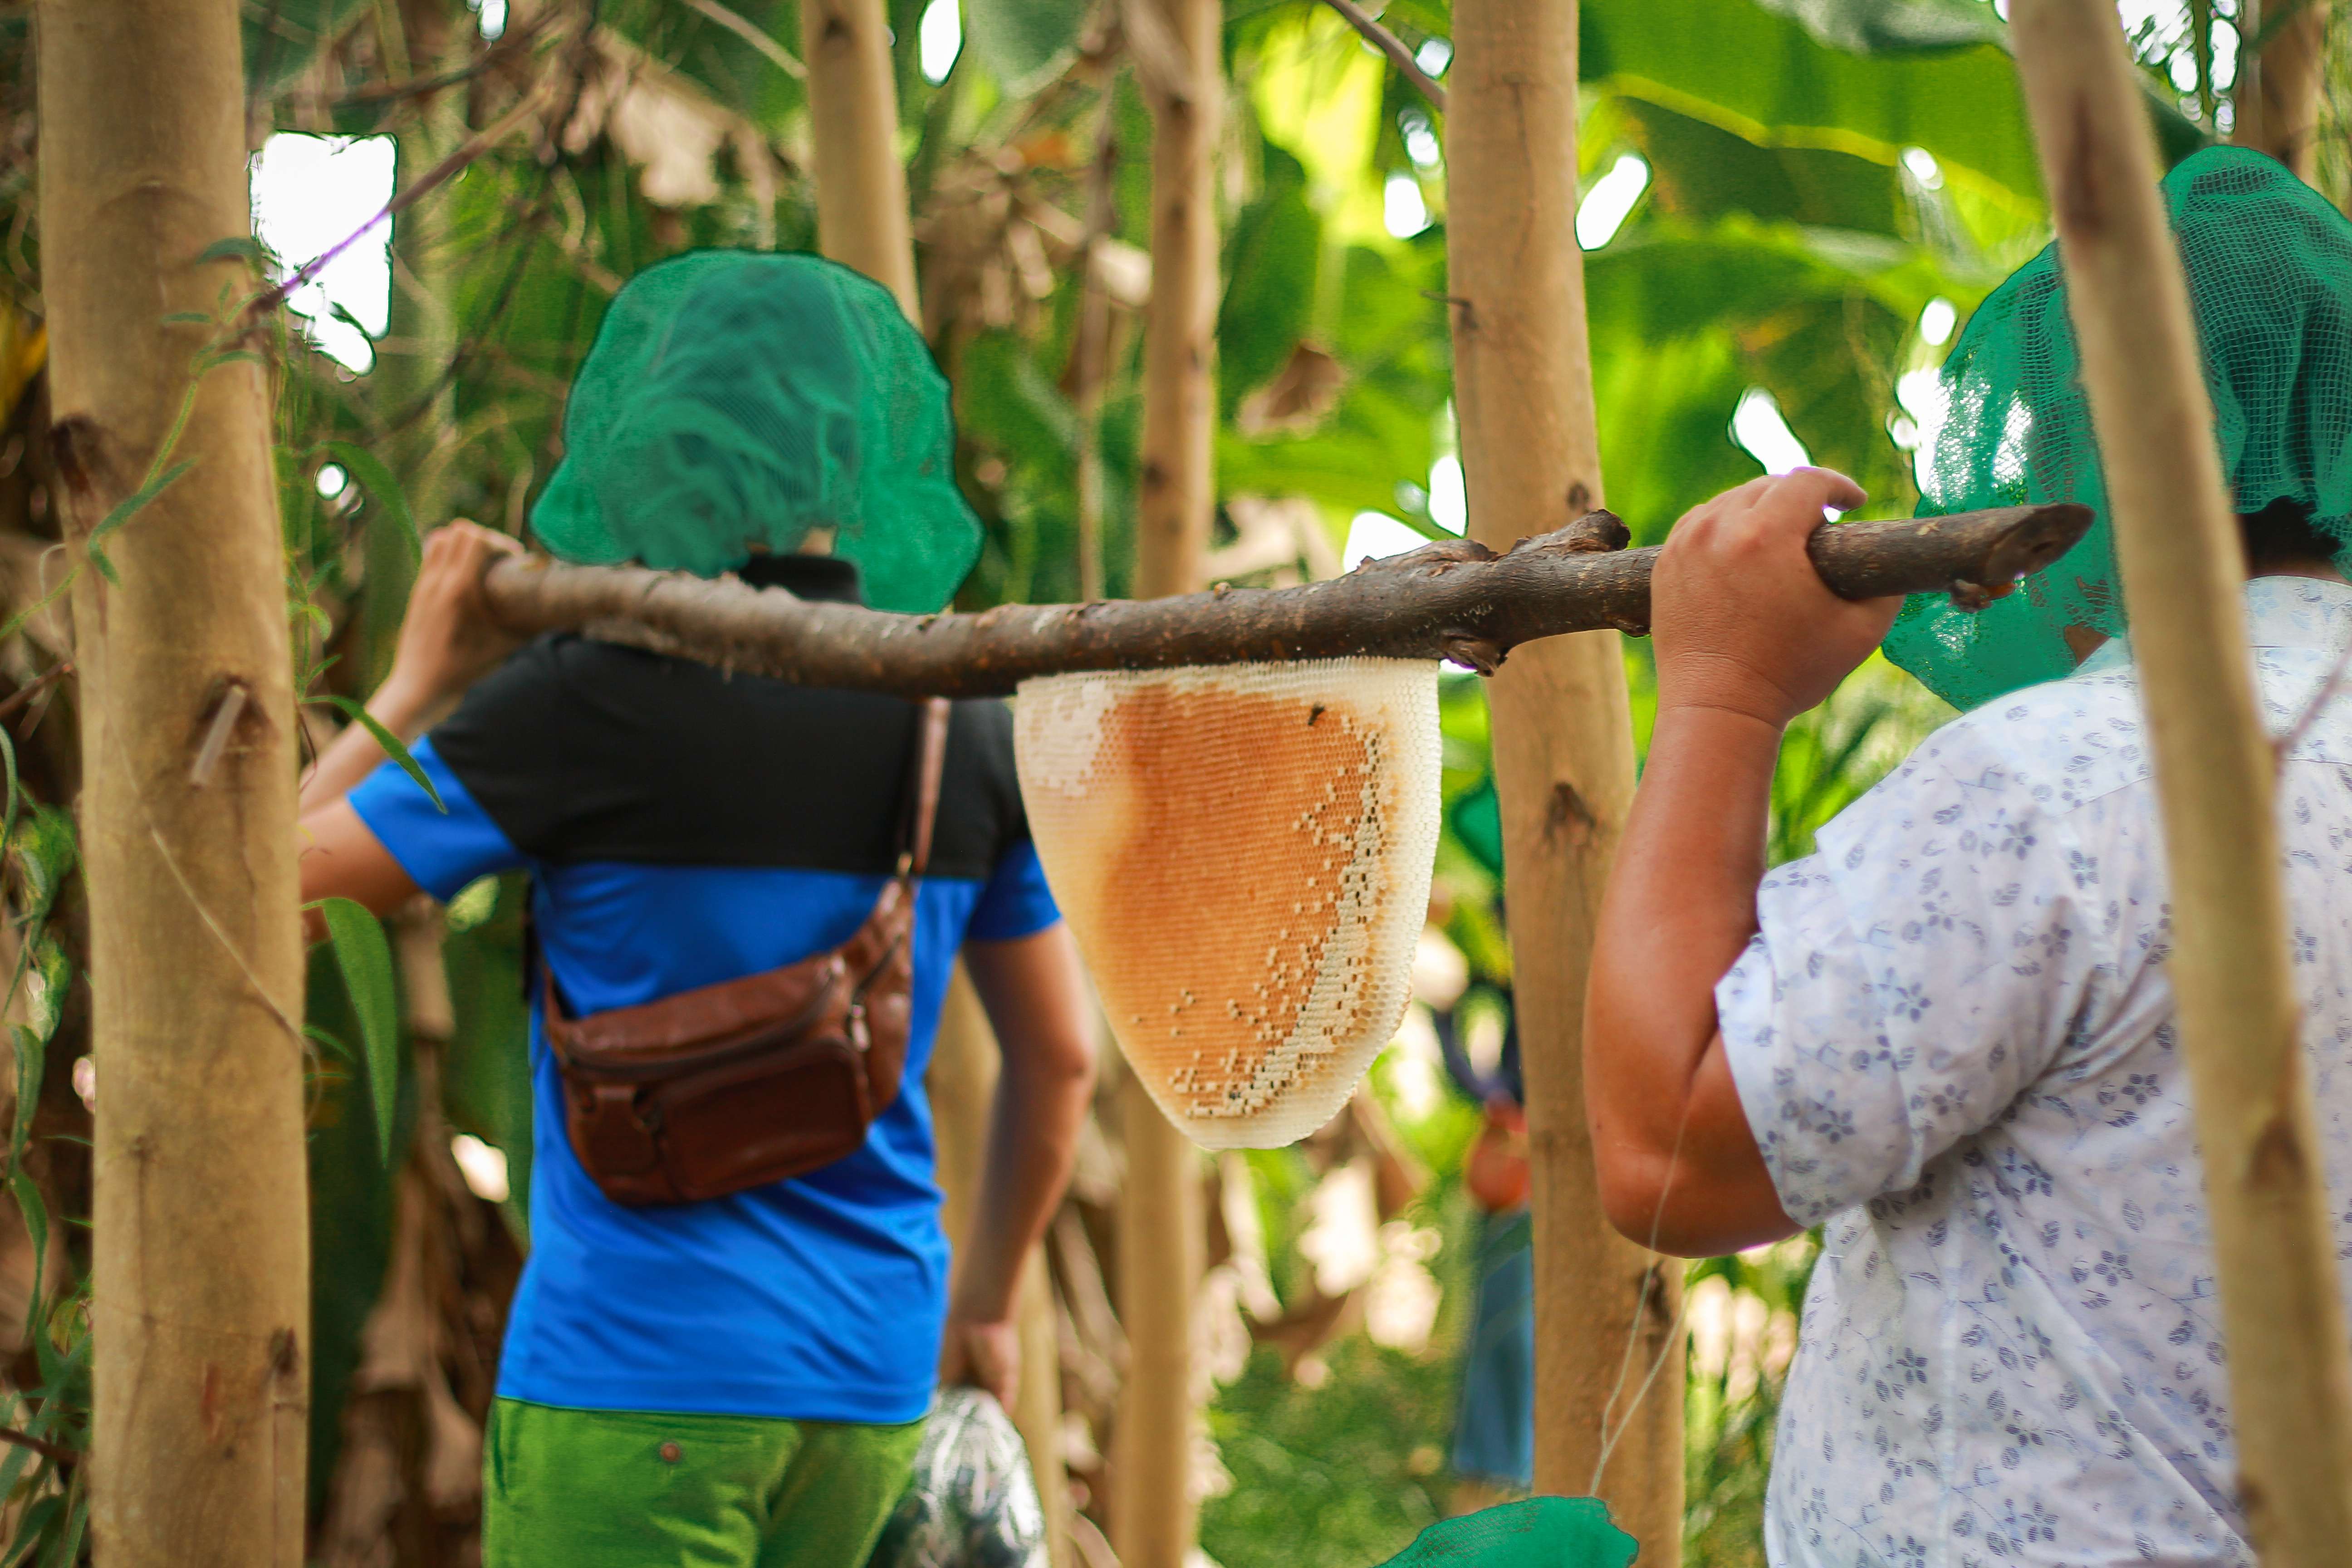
[1014,660,1441,1149]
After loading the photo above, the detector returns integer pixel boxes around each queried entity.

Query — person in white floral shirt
[1583,148,2352,1568]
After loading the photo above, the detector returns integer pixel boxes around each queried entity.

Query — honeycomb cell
[1014,659,1441,1148]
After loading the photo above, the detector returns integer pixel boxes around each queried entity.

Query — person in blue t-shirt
[296,252,1097,1568]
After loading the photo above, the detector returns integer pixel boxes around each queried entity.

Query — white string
[1588,1078,1703,1492]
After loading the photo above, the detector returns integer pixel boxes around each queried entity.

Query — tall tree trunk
[37,0,310,1563]
[1444,0,1683,1553]
[1113,0,1218,1558]
[2012,5,2352,1563]
[2234,0,2329,181]
[798,12,1073,1555]
[366,0,466,685]
[1071,95,1122,604]
[801,0,919,316]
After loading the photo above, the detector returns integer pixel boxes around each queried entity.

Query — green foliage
[323,441,419,567]
[965,0,1091,96]
[1204,1341,1460,1568]
[1582,0,2045,207]
[1682,1239,1821,1568]
[0,775,89,1568]
[317,898,402,1164]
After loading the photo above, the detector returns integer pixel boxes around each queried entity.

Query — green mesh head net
[1882,146,2352,709]
[1373,1499,1638,1568]
[529,250,982,614]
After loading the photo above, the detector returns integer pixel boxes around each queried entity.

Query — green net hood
[1883,146,2352,710]
[529,250,982,614]
[1373,1498,1638,1568]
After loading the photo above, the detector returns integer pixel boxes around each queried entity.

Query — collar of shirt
[2077,573,2352,676]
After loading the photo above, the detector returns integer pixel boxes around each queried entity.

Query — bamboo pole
[364,0,466,688]
[930,970,1078,1568]
[2011,3,2352,1560]
[1112,0,1219,1554]
[478,506,2087,697]
[37,0,310,1562]
[795,6,1075,1551]
[1444,0,1681,1548]
[800,0,918,316]
[2234,0,2330,181]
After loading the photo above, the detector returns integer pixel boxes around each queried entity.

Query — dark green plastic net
[1372,1498,1638,1568]
[530,250,981,614]
[1883,147,2352,710]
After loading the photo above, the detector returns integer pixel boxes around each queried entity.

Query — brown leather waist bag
[542,698,951,1207]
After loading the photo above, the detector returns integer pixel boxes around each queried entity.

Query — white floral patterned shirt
[1718,576,2352,1568]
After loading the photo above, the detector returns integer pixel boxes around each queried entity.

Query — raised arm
[1583,470,1900,1257]
[299,522,523,931]
[941,921,1098,1405]
[301,521,522,814]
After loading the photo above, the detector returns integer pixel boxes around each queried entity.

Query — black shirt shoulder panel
[426,635,1030,880]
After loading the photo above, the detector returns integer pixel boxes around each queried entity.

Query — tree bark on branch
[2013,3,2352,1563]
[479,505,2087,698]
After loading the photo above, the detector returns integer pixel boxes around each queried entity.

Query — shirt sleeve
[1716,743,2103,1225]
[964,838,1061,943]
[346,736,526,903]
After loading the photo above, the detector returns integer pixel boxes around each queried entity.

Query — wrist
[368,671,438,741]
[948,1270,1017,1326]
[1651,696,1788,740]
[1654,652,1805,730]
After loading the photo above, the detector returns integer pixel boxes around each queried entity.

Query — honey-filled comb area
[1014,660,1441,1149]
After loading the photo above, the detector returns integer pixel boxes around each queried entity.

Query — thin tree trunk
[365,0,466,684]
[37,0,310,1562]
[930,970,1078,1568]
[2234,0,2330,181]
[800,0,918,315]
[2012,4,2352,1563]
[1113,0,1219,1556]
[1444,0,1682,1551]
[798,10,1074,1554]
[1071,97,1121,604]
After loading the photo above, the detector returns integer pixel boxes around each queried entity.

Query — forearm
[298,674,438,813]
[1586,704,1780,1181]
[951,1049,1091,1321]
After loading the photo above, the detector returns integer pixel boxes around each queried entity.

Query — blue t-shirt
[348,633,1059,1424]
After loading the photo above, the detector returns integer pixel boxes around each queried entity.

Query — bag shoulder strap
[896,697,951,880]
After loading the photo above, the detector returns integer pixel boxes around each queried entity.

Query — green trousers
[482,1397,925,1568]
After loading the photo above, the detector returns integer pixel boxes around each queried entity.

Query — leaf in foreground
[319,896,400,1163]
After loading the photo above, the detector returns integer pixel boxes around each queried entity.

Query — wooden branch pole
[2234,0,2329,181]
[1114,0,1220,1556]
[480,506,2086,697]
[2012,3,2352,1561]
[39,0,311,1562]
[1445,0,1676,1545]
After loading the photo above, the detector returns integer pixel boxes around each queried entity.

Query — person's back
[350,591,1050,1424]
[297,251,1097,1568]
[1578,147,2352,1568]
[1727,574,2352,1564]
